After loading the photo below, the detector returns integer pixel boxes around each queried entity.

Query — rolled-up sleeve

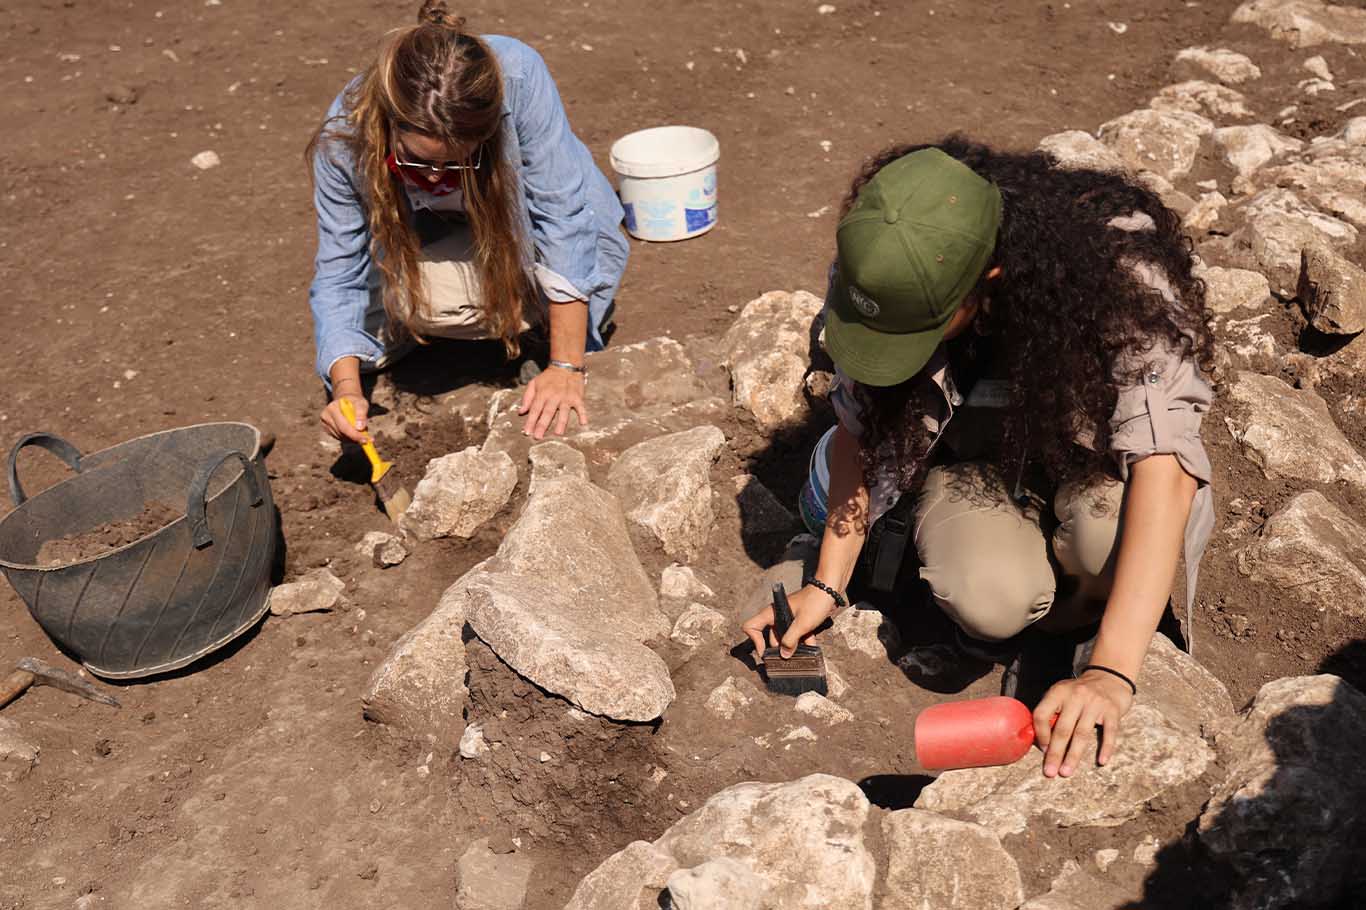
[1108,343,1213,485]
[308,98,383,384]
[510,45,611,302]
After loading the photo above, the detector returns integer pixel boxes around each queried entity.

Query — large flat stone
[1233,0,1366,48]
[1237,491,1366,619]
[400,447,517,540]
[1097,109,1214,181]
[880,809,1024,910]
[915,704,1213,837]
[361,580,469,747]
[1224,371,1366,490]
[723,290,825,429]
[462,570,675,722]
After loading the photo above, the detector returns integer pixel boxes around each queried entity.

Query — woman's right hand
[321,393,370,444]
[741,585,839,662]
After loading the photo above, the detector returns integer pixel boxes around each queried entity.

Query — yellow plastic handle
[336,397,391,484]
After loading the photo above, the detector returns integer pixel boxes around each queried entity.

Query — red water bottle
[914,696,1038,770]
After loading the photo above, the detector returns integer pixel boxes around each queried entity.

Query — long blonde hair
[307,0,534,356]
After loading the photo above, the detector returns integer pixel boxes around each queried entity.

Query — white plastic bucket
[610,126,719,242]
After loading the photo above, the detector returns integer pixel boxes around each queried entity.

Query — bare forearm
[814,425,871,591]
[1089,455,1198,681]
[547,300,589,367]
[328,356,363,400]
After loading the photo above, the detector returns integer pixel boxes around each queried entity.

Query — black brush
[761,582,829,697]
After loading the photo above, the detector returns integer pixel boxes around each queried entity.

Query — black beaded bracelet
[804,577,848,610]
[1077,664,1138,696]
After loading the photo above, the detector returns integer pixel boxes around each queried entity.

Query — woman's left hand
[1032,670,1135,778]
[519,366,588,439]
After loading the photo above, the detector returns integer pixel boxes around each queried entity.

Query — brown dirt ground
[3,1,1365,909]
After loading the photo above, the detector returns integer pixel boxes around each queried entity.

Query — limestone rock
[880,809,1024,910]
[660,564,715,602]
[1137,634,1235,736]
[1037,131,1126,172]
[1298,243,1366,334]
[459,723,489,760]
[670,603,728,649]
[1150,80,1253,119]
[1303,54,1334,81]
[1253,152,1366,229]
[1232,0,1366,48]
[400,447,517,540]
[482,337,718,466]
[355,530,408,568]
[1018,861,1131,910]
[915,704,1213,837]
[361,581,468,746]
[1229,189,1358,294]
[833,606,901,661]
[1213,124,1303,179]
[705,676,760,721]
[454,838,534,910]
[0,718,39,779]
[794,692,853,724]
[732,474,797,534]
[496,463,669,642]
[1195,264,1271,314]
[563,841,679,910]
[269,568,345,616]
[1237,492,1366,618]
[1097,109,1214,181]
[665,858,766,910]
[1174,46,1262,84]
[656,775,875,910]
[1225,371,1366,490]
[462,570,675,722]
[1184,191,1228,233]
[1199,675,1366,908]
[528,439,586,483]
[722,290,825,428]
[607,425,727,561]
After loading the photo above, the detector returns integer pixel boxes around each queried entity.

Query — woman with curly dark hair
[743,138,1216,778]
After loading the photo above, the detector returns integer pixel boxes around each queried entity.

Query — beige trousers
[364,222,528,369]
[914,462,1125,641]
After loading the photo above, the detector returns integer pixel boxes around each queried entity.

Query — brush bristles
[374,471,412,522]
[761,646,829,697]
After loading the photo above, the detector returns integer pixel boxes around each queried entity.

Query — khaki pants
[914,462,1125,641]
[363,221,529,370]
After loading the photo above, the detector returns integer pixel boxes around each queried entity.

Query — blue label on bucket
[685,204,716,232]
[622,203,637,234]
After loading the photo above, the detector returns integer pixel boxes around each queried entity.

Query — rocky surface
[669,603,728,649]
[361,579,468,747]
[1097,108,1213,180]
[1199,675,1366,909]
[722,290,825,428]
[1017,861,1130,910]
[354,530,408,568]
[1037,130,1126,171]
[400,447,517,541]
[1225,371,1366,490]
[268,568,345,616]
[454,838,535,910]
[1195,263,1272,314]
[1173,45,1262,83]
[568,775,875,910]
[880,809,1024,910]
[915,705,1214,837]
[607,425,727,561]
[1237,491,1366,618]
[1224,188,1359,293]
[1212,124,1302,180]
[462,569,676,722]
[1232,0,1366,48]
[1298,243,1366,335]
[833,606,902,661]
[1150,80,1252,119]
[664,858,766,910]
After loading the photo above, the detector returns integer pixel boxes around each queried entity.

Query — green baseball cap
[825,148,1002,387]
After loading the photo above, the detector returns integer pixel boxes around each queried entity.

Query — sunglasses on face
[390,133,483,172]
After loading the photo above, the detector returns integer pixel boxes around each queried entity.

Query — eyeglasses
[391,133,483,172]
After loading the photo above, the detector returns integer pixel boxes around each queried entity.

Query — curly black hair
[844,136,1215,496]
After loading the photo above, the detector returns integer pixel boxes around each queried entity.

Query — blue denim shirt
[308,35,629,381]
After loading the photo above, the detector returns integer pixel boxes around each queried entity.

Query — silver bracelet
[548,360,587,374]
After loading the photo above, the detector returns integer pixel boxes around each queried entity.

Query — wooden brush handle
[0,669,35,710]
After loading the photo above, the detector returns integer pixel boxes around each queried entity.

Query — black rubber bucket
[0,423,276,679]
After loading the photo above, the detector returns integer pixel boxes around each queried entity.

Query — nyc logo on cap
[848,284,881,318]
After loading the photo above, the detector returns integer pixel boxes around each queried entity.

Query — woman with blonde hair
[308,1,628,441]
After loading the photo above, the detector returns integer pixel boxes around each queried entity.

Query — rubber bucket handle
[188,451,264,549]
[7,433,85,507]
